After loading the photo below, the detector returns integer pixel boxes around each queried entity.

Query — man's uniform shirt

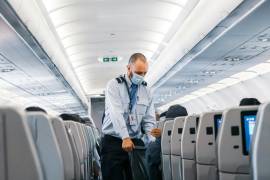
[102,75,156,144]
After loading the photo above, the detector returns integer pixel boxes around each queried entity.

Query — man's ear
[127,64,131,71]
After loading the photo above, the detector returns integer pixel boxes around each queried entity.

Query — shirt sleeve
[106,80,130,139]
[141,91,156,143]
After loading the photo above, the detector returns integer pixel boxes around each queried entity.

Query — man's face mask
[131,71,144,85]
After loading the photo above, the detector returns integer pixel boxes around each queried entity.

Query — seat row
[160,102,270,180]
[0,107,100,180]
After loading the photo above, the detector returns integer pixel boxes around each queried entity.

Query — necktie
[130,83,138,112]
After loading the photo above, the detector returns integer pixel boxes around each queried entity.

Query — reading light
[203,70,217,75]
[188,79,199,84]
[224,56,242,62]
[258,37,270,42]
[1,68,15,73]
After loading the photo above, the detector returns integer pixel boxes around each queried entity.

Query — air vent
[257,33,270,42]
[187,79,199,84]
[224,55,253,62]
[202,70,217,75]
[0,67,15,72]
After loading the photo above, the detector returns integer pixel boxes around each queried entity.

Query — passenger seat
[252,102,270,180]
[217,106,258,180]
[0,107,44,180]
[181,115,199,180]
[65,121,81,180]
[161,119,174,180]
[51,117,75,180]
[65,121,85,180]
[26,112,64,180]
[171,116,186,180]
[196,112,222,180]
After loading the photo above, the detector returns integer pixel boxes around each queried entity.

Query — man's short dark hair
[83,117,93,126]
[128,53,147,64]
[25,106,47,114]
[160,111,167,118]
[60,113,82,122]
[239,98,261,106]
[166,104,188,119]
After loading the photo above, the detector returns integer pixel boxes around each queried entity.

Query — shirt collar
[124,74,132,87]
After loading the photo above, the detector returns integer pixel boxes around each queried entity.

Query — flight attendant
[101,53,159,180]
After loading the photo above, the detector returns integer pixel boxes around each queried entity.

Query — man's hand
[151,128,162,138]
[122,138,135,152]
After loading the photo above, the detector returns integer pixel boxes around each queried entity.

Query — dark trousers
[148,164,162,180]
[101,135,144,180]
[145,138,162,180]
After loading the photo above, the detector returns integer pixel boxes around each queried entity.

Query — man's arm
[106,80,129,139]
[141,95,157,143]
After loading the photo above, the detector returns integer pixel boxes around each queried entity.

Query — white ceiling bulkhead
[4,0,258,114]
[38,0,191,95]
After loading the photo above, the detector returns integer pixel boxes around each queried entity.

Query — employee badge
[128,114,137,126]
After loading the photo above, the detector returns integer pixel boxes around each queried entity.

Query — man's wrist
[123,137,131,141]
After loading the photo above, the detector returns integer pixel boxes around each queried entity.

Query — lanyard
[121,75,133,114]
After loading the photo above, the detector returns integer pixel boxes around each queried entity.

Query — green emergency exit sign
[111,57,118,62]
[102,56,118,62]
[103,57,110,62]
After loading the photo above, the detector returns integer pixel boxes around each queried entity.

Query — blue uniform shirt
[102,74,156,143]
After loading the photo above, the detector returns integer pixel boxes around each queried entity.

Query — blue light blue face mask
[131,72,144,85]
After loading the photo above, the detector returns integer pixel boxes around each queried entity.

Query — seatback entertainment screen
[214,114,222,138]
[241,111,257,155]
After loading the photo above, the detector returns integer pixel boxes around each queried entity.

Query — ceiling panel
[39,0,188,95]
[154,0,270,105]
[0,15,86,115]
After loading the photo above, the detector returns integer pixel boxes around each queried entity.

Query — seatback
[81,124,93,179]
[85,126,95,177]
[156,121,160,128]
[92,127,101,146]
[252,102,270,180]
[51,117,75,180]
[76,123,89,179]
[161,119,174,180]
[217,106,258,180]
[181,115,199,180]
[65,121,81,180]
[158,120,166,129]
[196,112,222,180]
[171,117,186,180]
[65,121,85,179]
[76,123,88,161]
[26,112,64,180]
[159,116,166,122]
[0,107,43,180]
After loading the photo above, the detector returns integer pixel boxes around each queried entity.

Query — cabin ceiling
[38,0,190,95]
[154,0,270,106]
[0,15,86,115]
[4,0,268,114]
